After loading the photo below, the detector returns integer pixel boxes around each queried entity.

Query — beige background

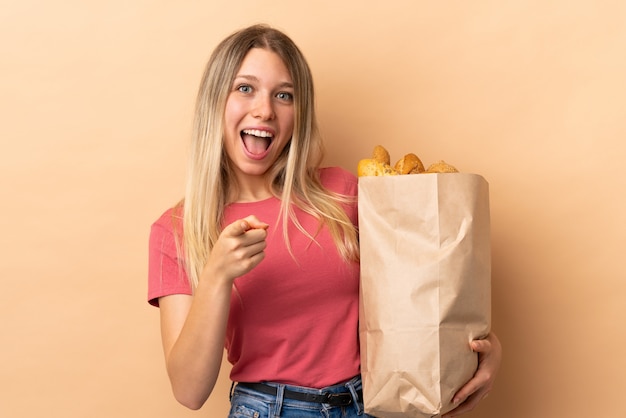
[2,1,625,417]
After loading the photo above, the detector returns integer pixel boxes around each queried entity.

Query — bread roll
[357,159,398,177]
[425,160,459,173]
[372,145,391,165]
[394,153,425,174]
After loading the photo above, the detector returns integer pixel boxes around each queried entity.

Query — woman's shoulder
[319,166,357,193]
[151,204,184,239]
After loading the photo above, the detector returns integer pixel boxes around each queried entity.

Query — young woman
[148,24,501,418]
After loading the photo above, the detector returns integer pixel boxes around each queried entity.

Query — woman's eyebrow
[234,74,294,89]
[234,74,258,82]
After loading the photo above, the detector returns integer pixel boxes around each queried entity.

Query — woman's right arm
[158,216,269,410]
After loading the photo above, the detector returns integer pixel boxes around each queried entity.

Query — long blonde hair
[181,24,359,288]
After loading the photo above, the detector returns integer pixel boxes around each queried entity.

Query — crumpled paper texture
[358,173,491,417]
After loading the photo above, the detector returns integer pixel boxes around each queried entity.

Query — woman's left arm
[442,332,502,418]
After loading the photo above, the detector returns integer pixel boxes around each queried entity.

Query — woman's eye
[276,92,293,101]
[237,85,252,93]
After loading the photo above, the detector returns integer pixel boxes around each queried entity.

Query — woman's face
[223,48,295,184]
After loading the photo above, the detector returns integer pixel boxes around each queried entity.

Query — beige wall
[2,1,625,417]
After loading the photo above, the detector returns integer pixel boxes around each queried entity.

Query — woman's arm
[442,332,502,418]
[159,216,268,410]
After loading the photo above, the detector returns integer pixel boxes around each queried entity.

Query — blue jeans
[228,375,375,418]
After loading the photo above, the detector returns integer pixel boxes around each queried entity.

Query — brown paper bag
[358,173,491,418]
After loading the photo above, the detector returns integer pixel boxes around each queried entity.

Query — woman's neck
[227,173,273,203]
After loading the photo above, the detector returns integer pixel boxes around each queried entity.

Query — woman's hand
[442,332,502,418]
[202,215,269,284]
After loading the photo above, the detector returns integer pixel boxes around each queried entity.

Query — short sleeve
[147,209,192,307]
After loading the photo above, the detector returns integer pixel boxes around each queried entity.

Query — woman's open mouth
[241,129,274,159]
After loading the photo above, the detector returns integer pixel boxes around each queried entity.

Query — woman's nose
[252,95,275,120]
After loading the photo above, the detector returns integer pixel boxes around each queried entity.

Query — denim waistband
[231,375,365,416]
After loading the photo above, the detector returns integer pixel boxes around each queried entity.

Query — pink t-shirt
[147,167,360,388]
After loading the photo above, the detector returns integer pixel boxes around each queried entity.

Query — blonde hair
[181,24,359,288]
